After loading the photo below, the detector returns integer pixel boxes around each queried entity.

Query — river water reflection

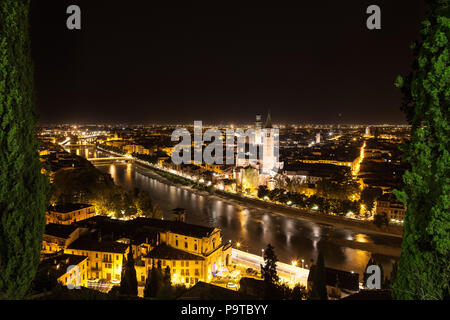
[95,161,402,279]
[66,146,401,279]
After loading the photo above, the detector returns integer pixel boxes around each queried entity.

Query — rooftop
[133,217,217,238]
[67,238,128,254]
[145,244,205,261]
[283,162,350,177]
[377,193,404,205]
[44,223,78,239]
[38,253,88,280]
[75,216,217,240]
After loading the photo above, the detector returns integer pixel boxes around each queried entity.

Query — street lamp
[301,259,304,268]
[291,260,297,282]
[235,242,241,262]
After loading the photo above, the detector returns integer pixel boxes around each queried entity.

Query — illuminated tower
[315,132,321,144]
[261,111,277,174]
[255,114,262,145]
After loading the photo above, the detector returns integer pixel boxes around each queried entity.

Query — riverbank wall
[215,190,404,238]
[95,146,404,239]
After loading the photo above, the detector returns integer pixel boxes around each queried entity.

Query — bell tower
[261,111,276,174]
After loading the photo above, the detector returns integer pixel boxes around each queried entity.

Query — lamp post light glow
[235,242,241,262]
[290,260,297,282]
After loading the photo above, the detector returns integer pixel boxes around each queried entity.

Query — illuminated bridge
[87,157,134,163]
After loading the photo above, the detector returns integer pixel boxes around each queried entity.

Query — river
[68,146,402,279]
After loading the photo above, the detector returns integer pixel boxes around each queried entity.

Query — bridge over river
[67,146,402,280]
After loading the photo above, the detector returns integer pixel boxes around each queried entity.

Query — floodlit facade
[38,254,89,288]
[65,239,129,282]
[47,203,96,225]
[42,210,232,290]
[374,193,406,222]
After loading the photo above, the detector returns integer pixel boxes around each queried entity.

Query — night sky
[31,1,425,125]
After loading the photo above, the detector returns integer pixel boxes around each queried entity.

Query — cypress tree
[392,0,449,300]
[260,244,279,285]
[148,261,161,297]
[155,265,173,300]
[377,262,386,289]
[260,244,280,299]
[0,0,48,299]
[363,257,376,287]
[119,245,138,296]
[143,268,152,298]
[163,265,172,286]
[309,252,328,300]
[386,261,399,290]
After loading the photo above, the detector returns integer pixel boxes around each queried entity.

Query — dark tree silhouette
[0,0,48,299]
[260,244,280,298]
[309,252,328,300]
[392,0,449,300]
[119,245,138,296]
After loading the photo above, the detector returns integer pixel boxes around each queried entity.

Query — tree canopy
[392,0,449,300]
[0,0,48,299]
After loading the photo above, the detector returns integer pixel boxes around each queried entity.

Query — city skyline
[1,0,446,302]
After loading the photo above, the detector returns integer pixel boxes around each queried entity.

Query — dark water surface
[66,146,401,278]
[95,161,402,279]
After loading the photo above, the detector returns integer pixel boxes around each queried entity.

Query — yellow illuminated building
[297,158,359,172]
[46,203,96,225]
[160,146,174,157]
[41,213,231,290]
[374,193,406,222]
[65,239,129,282]
[133,218,232,288]
[38,254,88,288]
[41,223,88,254]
